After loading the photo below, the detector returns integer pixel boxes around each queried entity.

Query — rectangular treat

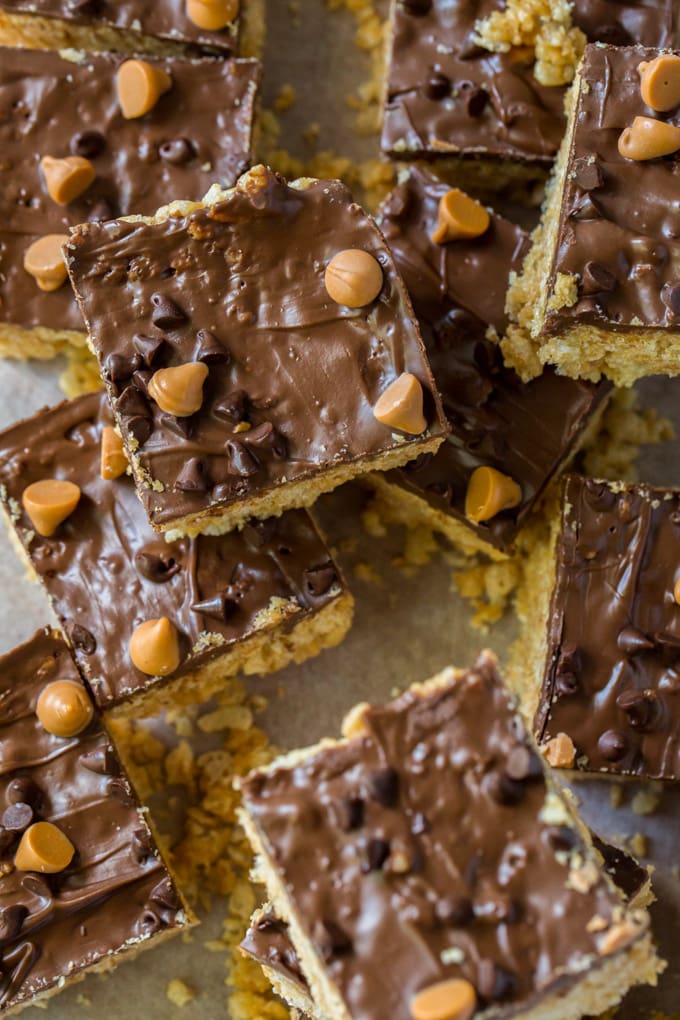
[0,47,259,369]
[239,651,662,1020]
[0,627,193,1014]
[506,43,680,386]
[519,473,680,781]
[0,392,353,719]
[371,167,609,558]
[65,165,448,538]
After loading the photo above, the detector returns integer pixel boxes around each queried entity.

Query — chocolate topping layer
[66,167,446,532]
[536,474,680,779]
[0,47,258,333]
[0,392,344,712]
[382,1,675,163]
[0,628,185,1011]
[547,44,680,334]
[242,653,638,1020]
[377,168,609,551]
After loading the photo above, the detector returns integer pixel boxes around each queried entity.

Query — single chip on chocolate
[520,474,680,780]
[0,391,353,718]
[0,46,259,376]
[507,43,680,385]
[0,627,193,1012]
[65,165,448,538]
[239,651,662,1020]
[371,167,609,557]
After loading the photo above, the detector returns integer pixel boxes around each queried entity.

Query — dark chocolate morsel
[598,730,629,762]
[401,0,432,13]
[227,440,259,477]
[134,548,180,583]
[367,767,400,808]
[572,160,603,192]
[175,457,210,492]
[485,770,525,806]
[616,689,659,731]
[69,624,97,655]
[661,281,680,319]
[435,896,474,926]
[6,778,42,809]
[581,262,616,296]
[191,593,238,623]
[0,906,28,944]
[159,139,195,165]
[160,413,194,439]
[424,71,450,100]
[304,563,337,598]
[194,329,230,365]
[151,293,187,331]
[125,415,153,446]
[131,370,153,397]
[70,130,106,159]
[80,746,118,775]
[463,85,488,117]
[116,385,149,418]
[149,876,180,911]
[337,796,364,832]
[241,422,287,459]
[477,960,517,1003]
[213,390,249,423]
[617,627,654,656]
[137,908,163,935]
[133,334,167,369]
[1,803,33,833]
[104,353,142,386]
[131,827,154,863]
[556,670,580,696]
[365,838,391,872]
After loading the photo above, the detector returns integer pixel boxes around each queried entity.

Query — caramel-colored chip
[464,466,521,523]
[673,576,680,606]
[117,59,172,119]
[22,479,81,537]
[186,0,239,30]
[373,373,426,435]
[40,155,96,206]
[130,618,181,676]
[639,54,680,112]
[36,680,94,738]
[15,822,75,874]
[617,116,680,161]
[431,188,490,244]
[23,234,69,292]
[148,362,209,417]
[100,425,128,480]
[324,249,383,308]
[542,732,576,769]
[410,979,477,1020]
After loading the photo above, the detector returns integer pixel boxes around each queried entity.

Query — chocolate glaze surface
[66,167,446,532]
[0,628,185,1011]
[547,44,680,335]
[242,653,637,1020]
[377,168,609,551]
[382,1,675,162]
[537,474,680,780]
[0,47,258,332]
[0,392,344,712]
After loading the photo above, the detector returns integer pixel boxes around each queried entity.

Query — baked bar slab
[66,166,448,538]
[240,652,662,1020]
[0,392,353,719]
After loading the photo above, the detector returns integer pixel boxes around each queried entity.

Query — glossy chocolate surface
[66,168,446,531]
[377,168,608,551]
[0,47,258,332]
[242,653,635,1020]
[0,628,185,1010]
[536,474,680,779]
[0,392,344,712]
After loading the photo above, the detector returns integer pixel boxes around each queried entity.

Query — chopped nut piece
[542,732,576,769]
[430,189,490,245]
[638,54,680,112]
[618,116,680,160]
[129,617,181,677]
[117,60,172,120]
[15,822,75,874]
[40,155,96,206]
[185,0,239,31]
[464,466,521,524]
[21,479,81,537]
[373,373,426,435]
[148,363,209,417]
[36,680,94,738]
[100,425,128,480]
[23,234,69,292]
[410,978,477,1020]
[324,249,383,308]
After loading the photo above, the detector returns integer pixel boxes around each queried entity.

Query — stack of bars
[0,0,676,1015]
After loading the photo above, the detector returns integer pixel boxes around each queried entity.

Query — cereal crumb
[631,784,662,817]
[166,979,195,1007]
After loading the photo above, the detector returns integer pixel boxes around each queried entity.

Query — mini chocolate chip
[160,413,194,439]
[556,670,580,696]
[191,593,238,623]
[661,281,680,318]
[151,293,187,330]
[175,457,210,492]
[159,138,195,164]
[617,627,654,656]
[313,919,352,961]
[592,22,632,45]
[87,198,116,222]
[581,261,616,296]
[241,422,287,459]
[0,905,28,943]
[337,796,364,832]
[227,440,259,477]
[6,778,42,809]
[70,130,106,159]
[435,896,474,926]
[214,390,249,423]
[368,767,400,807]
[573,159,603,191]
[107,777,134,805]
[545,825,578,852]
[104,352,142,386]
[365,838,390,872]
[125,415,153,446]
[486,771,525,806]
[304,562,337,598]
[137,908,163,935]
[80,746,118,775]
[135,549,180,583]
[401,0,431,13]
[131,827,154,863]
[411,811,429,835]
[116,384,149,418]
[571,194,600,221]
[149,876,179,911]
[69,624,96,655]
[584,480,616,512]
[194,329,230,365]
[477,960,516,1003]
[1,803,33,833]
[133,334,167,369]
[598,729,628,762]
[132,369,153,397]
[616,689,658,731]
[464,85,488,117]
[425,70,450,100]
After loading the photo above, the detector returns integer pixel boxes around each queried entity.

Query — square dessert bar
[240,652,662,1020]
[519,473,680,781]
[0,628,193,1014]
[66,166,448,538]
[506,43,680,386]
[0,392,353,719]
[371,167,609,558]
[0,47,259,369]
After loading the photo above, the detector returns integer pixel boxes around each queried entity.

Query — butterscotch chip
[639,54,680,112]
[15,822,75,874]
[22,479,81,537]
[373,373,426,435]
[148,362,209,417]
[324,249,383,308]
[100,425,128,480]
[410,978,476,1020]
[23,234,69,292]
[618,116,680,160]
[36,680,94,738]
[464,466,521,523]
[129,617,181,676]
[117,60,173,120]
[673,576,680,606]
[431,189,490,244]
[186,0,239,30]
[542,732,576,769]
[40,155,96,206]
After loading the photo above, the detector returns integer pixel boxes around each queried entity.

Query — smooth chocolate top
[66,167,446,531]
[381,1,675,162]
[0,0,241,53]
[547,44,680,334]
[377,168,608,551]
[0,47,258,332]
[0,392,343,712]
[537,474,680,780]
[0,628,185,1011]
[242,653,635,1020]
